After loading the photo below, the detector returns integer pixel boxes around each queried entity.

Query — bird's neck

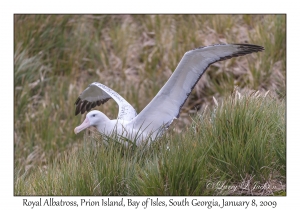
[96,118,116,135]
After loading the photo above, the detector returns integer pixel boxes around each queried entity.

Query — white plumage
[74,43,264,145]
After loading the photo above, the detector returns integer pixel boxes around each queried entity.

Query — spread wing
[129,43,264,134]
[74,82,137,121]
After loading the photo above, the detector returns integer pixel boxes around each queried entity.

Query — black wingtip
[80,101,88,114]
[75,104,81,116]
[216,44,264,62]
[74,97,80,105]
[75,98,82,115]
[191,43,264,55]
[236,43,264,53]
[74,98,112,116]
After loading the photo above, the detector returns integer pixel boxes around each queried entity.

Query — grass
[14,14,286,195]
[15,90,285,195]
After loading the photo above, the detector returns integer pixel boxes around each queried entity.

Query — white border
[3,0,298,209]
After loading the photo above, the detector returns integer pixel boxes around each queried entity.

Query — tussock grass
[15,90,285,195]
[14,14,286,195]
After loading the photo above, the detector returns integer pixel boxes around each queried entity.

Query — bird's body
[74,43,264,145]
[74,110,151,145]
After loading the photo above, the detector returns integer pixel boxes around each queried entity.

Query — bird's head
[74,110,109,134]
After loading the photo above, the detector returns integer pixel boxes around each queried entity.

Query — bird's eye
[92,114,96,117]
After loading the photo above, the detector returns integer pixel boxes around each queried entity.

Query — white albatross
[74,43,264,145]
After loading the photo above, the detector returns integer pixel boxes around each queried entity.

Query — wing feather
[74,82,137,121]
[129,43,264,134]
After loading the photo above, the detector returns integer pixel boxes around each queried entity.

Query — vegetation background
[14,14,286,195]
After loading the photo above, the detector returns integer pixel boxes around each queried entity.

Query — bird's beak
[74,118,90,134]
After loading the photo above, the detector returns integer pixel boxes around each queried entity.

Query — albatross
[74,43,264,145]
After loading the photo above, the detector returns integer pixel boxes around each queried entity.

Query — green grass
[15,91,285,195]
[14,14,286,195]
